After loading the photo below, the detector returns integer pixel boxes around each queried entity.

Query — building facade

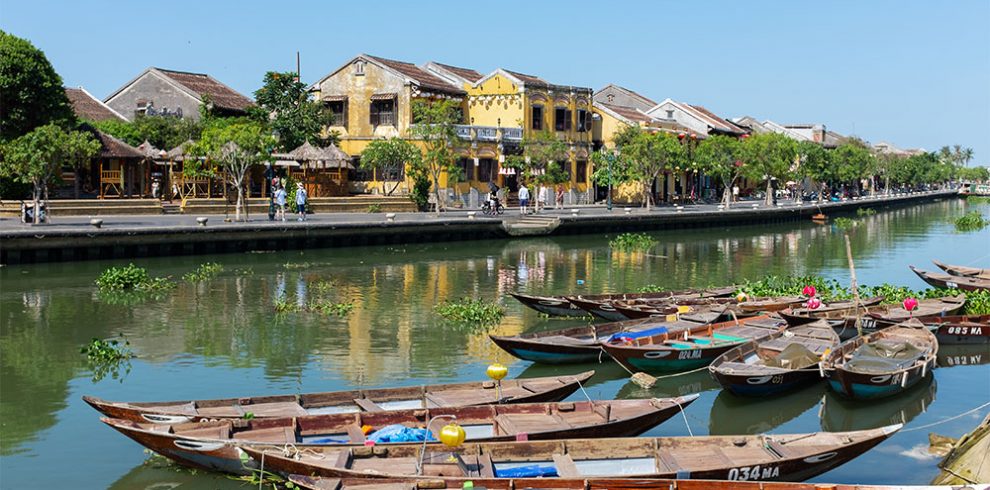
[104,67,253,121]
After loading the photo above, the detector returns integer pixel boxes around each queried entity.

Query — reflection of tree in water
[820,376,937,432]
[708,383,824,435]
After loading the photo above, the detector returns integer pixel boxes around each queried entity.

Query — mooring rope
[901,400,990,432]
[670,396,694,437]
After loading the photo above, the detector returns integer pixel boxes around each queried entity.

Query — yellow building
[310,54,595,204]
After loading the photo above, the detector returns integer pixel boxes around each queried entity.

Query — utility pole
[296,51,301,81]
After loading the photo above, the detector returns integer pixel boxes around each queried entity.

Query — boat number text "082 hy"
[728,465,779,481]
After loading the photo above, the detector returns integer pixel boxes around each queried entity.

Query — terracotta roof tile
[366,55,465,95]
[80,124,144,159]
[432,62,484,83]
[687,104,745,134]
[504,70,549,87]
[65,87,125,122]
[155,68,254,112]
[601,103,654,123]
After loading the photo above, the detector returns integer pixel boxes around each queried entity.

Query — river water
[1,198,988,489]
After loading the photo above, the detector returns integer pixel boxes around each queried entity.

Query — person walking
[555,185,564,208]
[518,184,530,215]
[537,185,548,214]
[295,182,308,221]
[274,184,287,221]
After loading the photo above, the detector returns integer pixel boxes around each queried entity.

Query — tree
[873,152,904,195]
[795,140,831,203]
[91,115,202,151]
[251,71,337,152]
[0,123,100,223]
[695,135,744,207]
[831,139,874,195]
[359,137,421,195]
[408,99,463,214]
[191,121,274,221]
[508,129,570,185]
[0,31,75,141]
[591,148,634,205]
[741,132,797,205]
[622,129,685,210]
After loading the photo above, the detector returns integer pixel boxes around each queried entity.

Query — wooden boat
[83,371,595,424]
[933,259,990,280]
[709,320,840,396]
[822,321,938,400]
[910,266,990,292]
[565,286,738,321]
[601,299,737,321]
[100,396,697,474]
[611,295,802,320]
[243,425,902,482]
[777,297,885,324]
[289,475,968,490]
[932,412,990,485]
[830,296,967,340]
[601,315,786,374]
[869,314,990,345]
[489,313,729,364]
[509,293,588,317]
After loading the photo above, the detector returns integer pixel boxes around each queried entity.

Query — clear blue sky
[3,0,988,163]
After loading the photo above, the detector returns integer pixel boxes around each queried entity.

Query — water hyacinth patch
[954,211,987,232]
[182,262,224,282]
[435,298,504,327]
[609,232,658,252]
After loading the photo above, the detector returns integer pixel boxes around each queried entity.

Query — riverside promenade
[0,190,957,264]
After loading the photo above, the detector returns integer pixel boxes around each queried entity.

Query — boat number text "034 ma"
[728,465,779,481]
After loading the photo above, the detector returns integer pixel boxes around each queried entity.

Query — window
[348,157,373,181]
[531,105,543,130]
[557,161,572,180]
[576,160,588,182]
[457,158,473,182]
[478,158,495,183]
[577,110,590,132]
[370,98,395,127]
[354,60,366,76]
[326,99,347,127]
[665,109,674,119]
[379,163,404,181]
[554,108,572,131]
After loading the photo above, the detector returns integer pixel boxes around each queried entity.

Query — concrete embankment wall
[0,191,956,265]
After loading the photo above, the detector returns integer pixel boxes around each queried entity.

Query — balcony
[476,126,498,141]
[501,127,523,142]
[449,125,524,142]
[455,125,472,139]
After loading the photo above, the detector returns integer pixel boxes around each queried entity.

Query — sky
[2,0,988,164]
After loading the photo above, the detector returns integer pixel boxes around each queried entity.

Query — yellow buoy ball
[736,292,749,303]
[439,423,466,447]
[486,363,508,381]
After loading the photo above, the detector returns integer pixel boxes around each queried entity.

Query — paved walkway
[0,190,955,234]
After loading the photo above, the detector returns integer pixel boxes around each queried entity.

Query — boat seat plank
[656,449,681,472]
[520,379,561,394]
[335,449,352,469]
[540,335,596,346]
[763,438,790,459]
[146,401,197,415]
[495,413,566,435]
[717,361,788,374]
[196,404,245,418]
[238,401,308,418]
[351,456,417,475]
[232,426,295,444]
[353,398,385,413]
[552,454,580,477]
[477,453,495,478]
[174,424,231,439]
[347,423,367,443]
[424,390,492,407]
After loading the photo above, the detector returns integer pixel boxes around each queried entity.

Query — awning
[322,95,347,102]
[370,93,397,101]
[274,160,300,167]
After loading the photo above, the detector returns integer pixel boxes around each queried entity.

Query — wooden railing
[101,170,122,183]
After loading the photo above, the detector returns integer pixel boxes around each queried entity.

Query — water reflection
[615,369,720,399]
[937,345,990,368]
[820,376,937,432]
[708,383,824,435]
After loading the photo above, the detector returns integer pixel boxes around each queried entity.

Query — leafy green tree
[359,137,421,195]
[0,123,100,223]
[507,129,570,189]
[91,116,202,151]
[0,31,75,141]
[591,148,634,204]
[741,132,797,204]
[251,71,337,152]
[831,139,874,194]
[408,99,463,214]
[795,140,831,202]
[190,121,274,221]
[624,129,686,209]
[874,152,904,195]
[695,135,744,207]
[958,166,989,182]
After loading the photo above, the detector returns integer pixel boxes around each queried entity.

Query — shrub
[410,175,431,211]
[367,203,383,213]
[182,262,224,282]
[609,233,658,252]
[955,211,987,231]
[435,298,504,326]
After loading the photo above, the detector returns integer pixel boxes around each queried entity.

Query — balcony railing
[455,125,472,139]
[502,127,523,142]
[477,127,498,141]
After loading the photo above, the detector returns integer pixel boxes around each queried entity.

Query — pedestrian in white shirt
[518,184,530,215]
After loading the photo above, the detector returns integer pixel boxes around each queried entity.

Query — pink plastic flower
[802,285,817,297]
[903,297,919,312]
[806,297,822,310]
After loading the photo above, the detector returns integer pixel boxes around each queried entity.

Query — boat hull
[823,325,938,401]
[487,336,602,364]
[911,266,990,292]
[509,293,587,317]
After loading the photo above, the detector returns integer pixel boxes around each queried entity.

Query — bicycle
[481,199,504,216]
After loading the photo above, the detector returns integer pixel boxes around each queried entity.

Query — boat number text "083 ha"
[728,465,779,481]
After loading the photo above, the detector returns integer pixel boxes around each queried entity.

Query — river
[1,197,988,488]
